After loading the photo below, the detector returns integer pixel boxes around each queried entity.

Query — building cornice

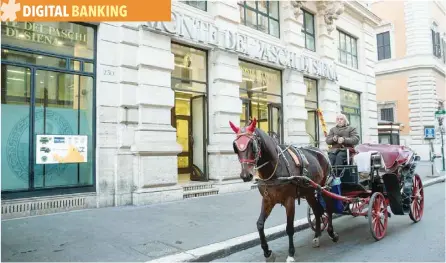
[375,55,446,76]
[344,1,382,27]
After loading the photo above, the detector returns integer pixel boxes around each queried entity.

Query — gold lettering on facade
[2,22,88,46]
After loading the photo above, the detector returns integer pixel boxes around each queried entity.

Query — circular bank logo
[6,109,74,182]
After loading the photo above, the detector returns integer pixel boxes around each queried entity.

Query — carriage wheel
[367,192,388,241]
[409,174,424,223]
[307,205,328,232]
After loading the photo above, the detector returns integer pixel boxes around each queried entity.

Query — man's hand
[333,135,338,142]
[338,137,344,144]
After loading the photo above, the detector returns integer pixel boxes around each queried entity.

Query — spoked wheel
[409,174,424,223]
[307,205,328,232]
[368,192,388,241]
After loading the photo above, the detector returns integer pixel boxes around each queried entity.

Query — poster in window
[36,135,88,164]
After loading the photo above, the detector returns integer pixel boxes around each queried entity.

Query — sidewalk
[1,165,443,262]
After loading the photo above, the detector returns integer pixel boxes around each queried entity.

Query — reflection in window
[304,78,318,147]
[33,70,94,188]
[171,43,207,93]
[302,9,315,51]
[238,1,280,38]
[1,49,66,68]
[239,60,282,141]
[340,89,361,142]
[338,30,358,69]
[1,21,95,59]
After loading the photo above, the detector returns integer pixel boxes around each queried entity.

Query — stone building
[371,0,446,159]
[1,0,381,218]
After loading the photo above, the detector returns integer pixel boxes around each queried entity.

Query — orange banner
[0,0,171,22]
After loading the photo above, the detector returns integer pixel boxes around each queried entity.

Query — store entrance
[171,91,207,183]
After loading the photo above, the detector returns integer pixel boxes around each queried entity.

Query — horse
[229,118,340,262]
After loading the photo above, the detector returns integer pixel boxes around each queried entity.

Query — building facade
[1,0,380,218]
[371,0,446,159]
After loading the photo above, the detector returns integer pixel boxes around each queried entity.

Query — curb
[147,175,445,263]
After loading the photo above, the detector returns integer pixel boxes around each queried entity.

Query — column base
[132,185,183,206]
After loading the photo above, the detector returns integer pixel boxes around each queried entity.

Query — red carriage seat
[355,143,414,169]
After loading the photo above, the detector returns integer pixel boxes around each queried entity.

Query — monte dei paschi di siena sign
[145,11,338,82]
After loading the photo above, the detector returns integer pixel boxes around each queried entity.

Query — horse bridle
[233,131,262,166]
[233,131,280,182]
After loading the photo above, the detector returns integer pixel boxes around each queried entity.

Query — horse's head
[229,118,260,182]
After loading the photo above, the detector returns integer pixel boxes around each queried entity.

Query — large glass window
[238,1,280,38]
[304,78,318,147]
[302,9,315,52]
[239,61,282,142]
[377,31,391,60]
[338,30,358,69]
[1,22,95,193]
[340,89,361,142]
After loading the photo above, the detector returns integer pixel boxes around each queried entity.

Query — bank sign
[145,11,338,82]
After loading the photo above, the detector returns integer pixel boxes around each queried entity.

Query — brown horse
[230,118,340,262]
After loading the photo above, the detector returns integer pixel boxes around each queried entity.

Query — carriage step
[183,188,219,199]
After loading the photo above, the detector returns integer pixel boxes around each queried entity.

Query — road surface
[212,182,445,262]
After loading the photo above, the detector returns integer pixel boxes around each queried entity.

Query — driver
[326,114,360,165]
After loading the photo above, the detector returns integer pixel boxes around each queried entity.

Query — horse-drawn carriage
[229,118,424,262]
[306,144,424,241]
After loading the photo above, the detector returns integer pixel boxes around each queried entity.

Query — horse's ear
[247,117,257,133]
[229,121,240,134]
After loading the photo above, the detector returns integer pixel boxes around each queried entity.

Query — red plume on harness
[247,117,257,133]
[229,121,240,134]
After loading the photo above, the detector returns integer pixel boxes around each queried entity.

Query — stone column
[315,1,344,149]
[96,22,120,207]
[282,1,308,145]
[362,22,379,143]
[207,1,245,192]
[128,23,183,205]
[408,69,438,159]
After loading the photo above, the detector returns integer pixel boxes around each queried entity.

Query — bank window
[338,30,358,69]
[238,1,280,38]
[304,78,318,147]
[377,31,391,60]
[239,60,282,142]
[181,1,207,11]
[302,9,315,52]
[1,22,96,193]
[340,89,361,141]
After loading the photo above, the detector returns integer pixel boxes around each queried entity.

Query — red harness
[233,132,261,164]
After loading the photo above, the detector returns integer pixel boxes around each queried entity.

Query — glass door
[268,104,282,143]
[190,95,207,181]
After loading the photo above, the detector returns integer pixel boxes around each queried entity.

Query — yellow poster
[36,135,88,164]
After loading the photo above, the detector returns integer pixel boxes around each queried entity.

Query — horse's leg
[257,198,275,261]
[305,192,323,247]
[322,195,339,242]
[284,197,296,262]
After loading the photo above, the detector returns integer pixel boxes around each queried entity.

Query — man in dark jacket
[326,114,360,165]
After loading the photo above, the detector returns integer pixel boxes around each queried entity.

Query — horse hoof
[330,232,339,243]
[312,237,320,248]
[286,256,295,262]
[265,252,276,262]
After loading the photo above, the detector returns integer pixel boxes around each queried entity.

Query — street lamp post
[435,101,445,172]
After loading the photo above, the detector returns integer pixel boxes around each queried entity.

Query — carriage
[230,118,425,262]
[306,143,424,241]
